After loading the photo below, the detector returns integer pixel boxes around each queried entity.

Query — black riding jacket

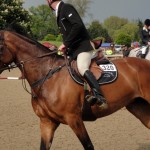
[57,2,93,58]
[141,27,150,45]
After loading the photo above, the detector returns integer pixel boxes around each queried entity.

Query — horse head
[0,30,17,74]
[0,30,61,83]
[0,31,29,75]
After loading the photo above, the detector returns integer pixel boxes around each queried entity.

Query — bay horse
[0,30,150,150]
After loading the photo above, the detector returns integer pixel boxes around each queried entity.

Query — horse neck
[9,37,41,60]
[22,55,65,87]
[5,32,57,85]
[17,47,57,85]
[17,47,56,85]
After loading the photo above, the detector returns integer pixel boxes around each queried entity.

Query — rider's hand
[49,45,57,51]
[148,41,150,46]
[58,44,66,53]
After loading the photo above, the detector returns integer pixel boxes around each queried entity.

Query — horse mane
[6,30,64,58]
[12,31,51,53]
[0,30,64,60]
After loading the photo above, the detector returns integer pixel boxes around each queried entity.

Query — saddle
[71,59,103,81]
[67,50,117,86]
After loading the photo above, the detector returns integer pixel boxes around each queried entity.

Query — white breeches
[77,51,97,76]
[141,46,147,54]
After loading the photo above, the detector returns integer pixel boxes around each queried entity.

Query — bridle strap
[0,63,18,72]
[0,49,60,98]
[36,49,58,58]
[31,63,65,89]
[0,49,58,72]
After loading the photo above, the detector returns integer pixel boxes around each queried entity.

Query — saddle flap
[90,61,102,79]
[71,60,102,80]
[69,58,117,86]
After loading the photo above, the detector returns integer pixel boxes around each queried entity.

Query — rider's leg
[84,70,108,108]
[141,46,147,58]
[77,51,108,108]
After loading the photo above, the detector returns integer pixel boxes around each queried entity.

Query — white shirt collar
[55,1,61,17]
[143,26,148,32]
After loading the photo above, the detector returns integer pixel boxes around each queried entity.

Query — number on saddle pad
[98,63,118,85]
[100,64,117,72]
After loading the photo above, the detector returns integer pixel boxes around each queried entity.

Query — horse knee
[66,115,94,150]
[40,118,59,150]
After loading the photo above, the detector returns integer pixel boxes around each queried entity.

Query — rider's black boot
[84,70,108,109]
[141,54,146,59]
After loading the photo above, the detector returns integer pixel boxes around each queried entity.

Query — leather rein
[0,48,66,97]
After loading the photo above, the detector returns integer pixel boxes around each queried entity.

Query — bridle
[0,39,59,72]
[0,31,67,100]
[0,33,18,72]
[0,42,65,97]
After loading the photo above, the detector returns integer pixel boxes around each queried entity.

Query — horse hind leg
[126,98,150,129]
[40,118,60,150]
[66,114,94,150]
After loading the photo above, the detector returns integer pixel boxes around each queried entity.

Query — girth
[31,64,65,89]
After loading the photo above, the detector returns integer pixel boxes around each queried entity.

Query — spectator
[122,45,130,57]
[140,19,150,58]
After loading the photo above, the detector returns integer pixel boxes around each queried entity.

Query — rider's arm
[63,5,84,48]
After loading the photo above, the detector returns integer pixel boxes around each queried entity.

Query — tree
[65,0,92,18]
[87,20,111,42]
[103,16,128,40]
[115,32,131,47]
[29,4,58,40]
[114,22,139,42]
[137,19,143,43]
[0,0,31,36]
[137,19,143,30]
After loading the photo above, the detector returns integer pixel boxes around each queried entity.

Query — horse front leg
[66,114,94,150]
[40,118,60,150]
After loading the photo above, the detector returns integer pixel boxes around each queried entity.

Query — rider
[140,19,150,58]
[47,0,108,108]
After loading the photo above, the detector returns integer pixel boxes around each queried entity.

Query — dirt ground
[0,69,150,150]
